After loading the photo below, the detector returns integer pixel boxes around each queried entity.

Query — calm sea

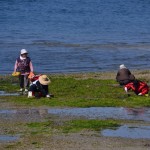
[0,0,150,74]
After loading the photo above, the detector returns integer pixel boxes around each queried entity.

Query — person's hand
[46,94,50,98]
[124,87,128,92]
[28,72,35,79]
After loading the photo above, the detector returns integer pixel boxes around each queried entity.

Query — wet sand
[0,106,150,149]
[0,123,150,150]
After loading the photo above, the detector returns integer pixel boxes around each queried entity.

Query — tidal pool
[0,107,150,122]
[47,107,150,122]
[101,125,150,139]
[0,91,19,96]
[0,108,48,122]
[0,107,150,140]
[0,110,17,114]
[0,135,19,142]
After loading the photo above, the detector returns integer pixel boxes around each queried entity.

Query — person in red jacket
[124,80,149,96]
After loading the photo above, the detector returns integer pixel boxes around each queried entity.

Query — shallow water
[0,135,19,142]
[0,91,19,96]
[0,107,150,122]
[1,107,150,140]
[0,108,48,122]
[102,125,150,139]
[0,109,17,114]
[1,0,150,73]
[48,107,150,122]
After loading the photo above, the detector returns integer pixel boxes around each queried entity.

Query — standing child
[14,49,34,92]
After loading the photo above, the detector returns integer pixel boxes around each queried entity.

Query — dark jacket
[116,68,135,85]
[29,80,48,97]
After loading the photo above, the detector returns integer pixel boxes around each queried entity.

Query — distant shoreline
[1,69,150,80]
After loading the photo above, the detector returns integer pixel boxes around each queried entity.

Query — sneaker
[28,91,33,98]
[46,94,50,98]
[25,89,28,92]
[50,94,54,98]
[19,88,23,92]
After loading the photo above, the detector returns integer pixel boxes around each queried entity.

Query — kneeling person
[28,75,51,98]
[124,80,149,96]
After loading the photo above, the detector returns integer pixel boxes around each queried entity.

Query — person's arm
[124,83,132,91]
[29,61,34,72]
[124,87,128,93]
[14,60,18,72]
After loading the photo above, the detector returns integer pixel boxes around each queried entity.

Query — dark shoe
[50,94,54,98]
[35,93,41,99]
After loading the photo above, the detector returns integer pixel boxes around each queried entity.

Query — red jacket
[30,74,41,82]
[125,81,149,95]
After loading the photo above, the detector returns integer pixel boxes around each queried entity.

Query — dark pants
[19,75,29,88]
[29,84,49,97]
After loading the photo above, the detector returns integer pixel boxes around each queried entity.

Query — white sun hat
[119,64,126,69]
[20,49,28,55]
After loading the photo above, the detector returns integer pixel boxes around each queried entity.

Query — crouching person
[28,75,51,98]
[116,64,135,85]
[124,80,149,96]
